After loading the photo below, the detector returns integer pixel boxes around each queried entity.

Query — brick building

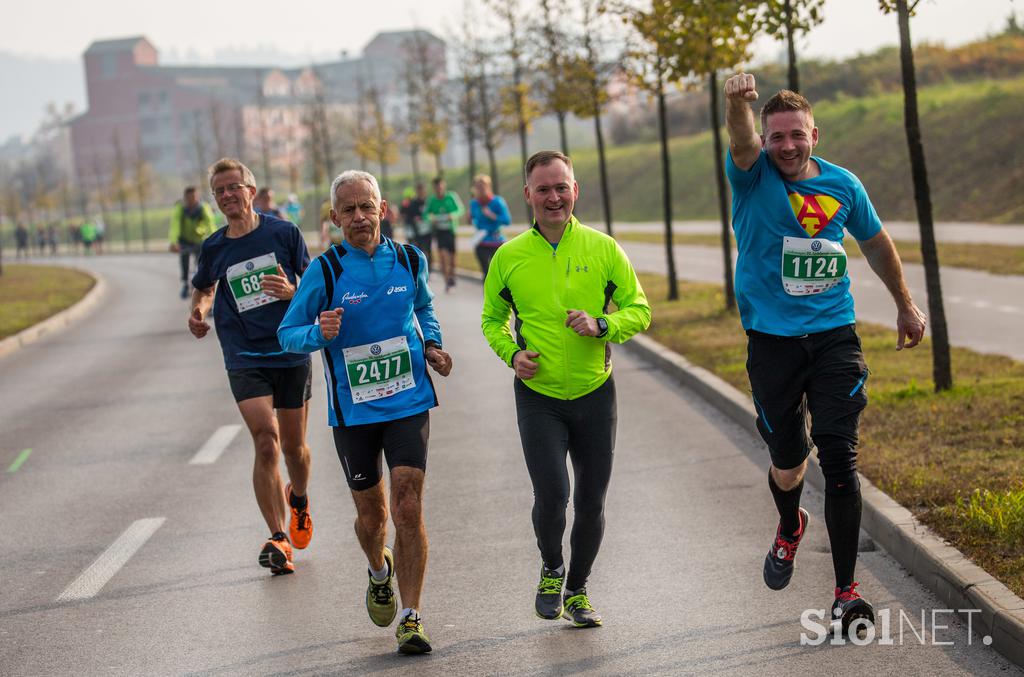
[68,31,446,191]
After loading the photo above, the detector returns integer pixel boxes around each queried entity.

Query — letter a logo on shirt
[788,191,842,237]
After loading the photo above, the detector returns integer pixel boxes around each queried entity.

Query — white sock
[369,558,389,582]
[401,607,419,620]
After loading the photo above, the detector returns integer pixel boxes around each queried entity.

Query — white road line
[972,300,992,309]
[189,424,242,465]
[947,295,963,304]
[997,305,1021,315]
[57,518,165,602]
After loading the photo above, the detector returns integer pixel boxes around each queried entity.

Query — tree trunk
[656,72,678,301]
[897,0,952,391]
[467,130,477,195]
[434,153,444,178]
[709,72,735,310]
[785,0,800,93]
[118,197,129,252]
[410,146,421,186]
[486,144,499,197]
[594,109,613,236]
[557,111,569,156]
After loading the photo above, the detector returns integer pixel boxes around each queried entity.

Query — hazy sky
[4,0,1018,64]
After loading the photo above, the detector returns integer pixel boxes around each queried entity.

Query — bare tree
[619,2,682,300]
[881,0,952,391]
[256,88,273,186]
[356,85,400,196]
[111,132,132,250]
[658,0,761,311]
[191,110,209,193]
[474,45,506,194]
[572,0,617,235]
[489,0,539,177]
[534,0,579,155]
[133,135,152,249]
[403,31,450,176]
[759,0,825,94]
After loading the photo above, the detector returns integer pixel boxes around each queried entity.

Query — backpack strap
[317,245,346,311]
[395,242,420,293]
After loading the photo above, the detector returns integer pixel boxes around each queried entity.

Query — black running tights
[514,376,617,592]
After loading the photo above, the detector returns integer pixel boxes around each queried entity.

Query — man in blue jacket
[279,170,452,655]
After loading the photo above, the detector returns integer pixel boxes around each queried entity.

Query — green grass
[0,265,95,339]
[613,231,1024,277]
[630,271,1024,597]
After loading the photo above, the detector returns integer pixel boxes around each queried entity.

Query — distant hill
[430,76,1024,225]
[0,52,84,142]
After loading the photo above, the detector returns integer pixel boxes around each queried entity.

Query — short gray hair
[330,170,381,210]
[208,157,256,191]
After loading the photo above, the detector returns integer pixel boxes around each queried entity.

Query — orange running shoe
[285,483,313,550]
[258,533,294,575]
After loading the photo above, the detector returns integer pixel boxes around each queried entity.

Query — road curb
[623,332,1024,667]
[0,267,107,361]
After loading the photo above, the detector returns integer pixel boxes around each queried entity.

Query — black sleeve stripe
[318,257,334,312]
[321,350,345,426]
[499,286,527,351]
[603,281,618,314]
[325,245,345,278]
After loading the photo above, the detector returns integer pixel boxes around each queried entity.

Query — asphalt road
[0,254,1017,675]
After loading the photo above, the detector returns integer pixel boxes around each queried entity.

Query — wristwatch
[595,317,609,338]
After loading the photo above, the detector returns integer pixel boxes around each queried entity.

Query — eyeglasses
[212,183,252,197]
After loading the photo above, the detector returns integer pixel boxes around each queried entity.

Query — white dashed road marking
[189,424,242,465]
[57,518,165,602]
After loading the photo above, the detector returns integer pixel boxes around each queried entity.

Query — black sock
[289,489,307,510]
[824,489,862,589]
[271,531,288,541]
[768,471,804,537]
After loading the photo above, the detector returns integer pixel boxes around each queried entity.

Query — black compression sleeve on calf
[289,490,307,510]
[825,489,863,589]
[768,470,804,537]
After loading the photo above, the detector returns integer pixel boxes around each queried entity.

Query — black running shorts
[433,229,456,253]
[745,324,869,471]
[332,411,429,491]
[227,363,312,409]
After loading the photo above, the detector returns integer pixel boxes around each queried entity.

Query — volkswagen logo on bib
[245,261,255,271]
[811,240,822,252]
[370,344,382,356]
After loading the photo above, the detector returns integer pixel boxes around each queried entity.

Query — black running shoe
[832,582,875,638]
[562,588,602,628]
[763,507,809,590]
[535,565,565,619]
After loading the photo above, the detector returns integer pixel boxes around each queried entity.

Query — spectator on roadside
[15,223,29,259]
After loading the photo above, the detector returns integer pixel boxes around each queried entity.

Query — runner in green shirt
[422,177,464,292]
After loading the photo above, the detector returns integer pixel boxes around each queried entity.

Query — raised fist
[725,73,758,102]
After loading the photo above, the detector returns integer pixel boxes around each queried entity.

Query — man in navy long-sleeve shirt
[278,170,452,656]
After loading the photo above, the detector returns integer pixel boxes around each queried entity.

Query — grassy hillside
[434,76,1024,226]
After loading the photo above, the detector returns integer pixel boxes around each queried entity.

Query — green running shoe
[395,612,432,654]
[562,588,602,628]
[365,545,397,627]
[535,565,565,619]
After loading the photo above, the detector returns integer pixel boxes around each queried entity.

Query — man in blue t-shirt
[189,158,315,576]
[278,170,452,655]
[724,73,927,636]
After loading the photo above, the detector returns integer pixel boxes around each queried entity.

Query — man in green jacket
[169,186,217,298]
[481,150,651,628]
[422,176,464,292]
